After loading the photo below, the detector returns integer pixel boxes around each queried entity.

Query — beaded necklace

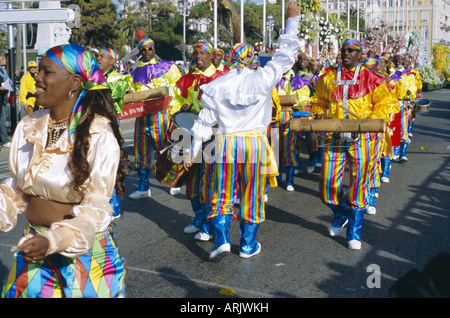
[47,116,69,147]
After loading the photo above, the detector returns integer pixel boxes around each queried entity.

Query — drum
[413,98,431,113]
[153,112,199,188]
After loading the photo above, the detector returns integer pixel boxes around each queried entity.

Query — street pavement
[0,90,448,305]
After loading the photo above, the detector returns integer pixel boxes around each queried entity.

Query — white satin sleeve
[0,119,29,232]
[258,16,301,89]
[190,98,218,158]
[39,118,120,258]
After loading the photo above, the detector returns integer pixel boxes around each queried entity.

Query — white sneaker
[264,194,268,202]
[348,239,361,250]
[408,133,413,138]
[307,165,315,173]
[381,176,389,183]
[2,142,11,147]
[366,206,376,215]
[329,220,348,236]
[170,187,181,196]
[315,162,322,168]
[129,189,151,199]
[209,243,231,261]
[286,185,294,192]
[194,232,212,241]
[184,224,200,234]
[400,156,408,162]
[239,242,261,258]
[392,154,399,160]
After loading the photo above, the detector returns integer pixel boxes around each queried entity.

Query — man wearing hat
[19,60,40,115]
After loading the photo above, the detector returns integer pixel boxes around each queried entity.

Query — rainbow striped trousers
[367,133,385,189]
[1,224,126,298]
[320,133,371,210]
[134,111,170,169]
[209,134,272,225]
[279,110,301,167]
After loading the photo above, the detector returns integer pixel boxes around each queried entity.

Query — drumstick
[339,105,361,119]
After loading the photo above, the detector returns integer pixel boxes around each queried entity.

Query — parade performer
[129,37,183,199]
[403,56,421,137]
[172,41,227,240]
[185,0,301,260]
[0,44,128,298]
[276,68,310,191]
[391,54,413,162]
[96,47,132,218]
[294,52,323,173]
[310,38,391,250]
[361,57,395,215]
[97,47,132,115]
[19,60,40,115]
[212,48,230,73]
[377,55,405,183]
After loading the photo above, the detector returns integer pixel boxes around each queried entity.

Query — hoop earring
[68,89,74,100]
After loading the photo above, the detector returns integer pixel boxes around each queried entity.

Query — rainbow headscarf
[101,47,119,64]
[252,55,260,69]
[138,38,155,50]
[381,52,392,60]
[189,41,213,72]
[342,38,363,52]
[363,57,380,69]
[309,58,322,67]
[299,52,310,60]
[43,44,109,142]
[231,43,254,74]
[213,48,224,56]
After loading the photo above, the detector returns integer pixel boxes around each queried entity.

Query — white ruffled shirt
[190,16,300,157]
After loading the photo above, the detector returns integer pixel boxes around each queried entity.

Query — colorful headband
[309,58,322,67]
[188,41,214,72]
[194,41,213,54]
[342,38,363,52]
[378,56,389,62]
[382,52,392,59]
[213,48,224,56]
[44,44,109,142]
[231,43,254,74]
[101,48,119,64]
[363,58,380,69]
[299,52,310,59]
[252,56,260,69]
[138,38,154,49]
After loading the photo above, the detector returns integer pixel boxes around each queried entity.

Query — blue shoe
[239,221,261,258]
[209,215,232,261]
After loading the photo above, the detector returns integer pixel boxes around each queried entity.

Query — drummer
[96,47,132,218]
[275,67,310,192]
[212,48,230,73]
[310,38,391,250]
[171,41,227,241]
[129,37,183,199]
[185,0,302,260]
[377,55,404,185]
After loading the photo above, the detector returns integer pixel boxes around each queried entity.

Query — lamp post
[178,0,191,64]
[267,14,274,53]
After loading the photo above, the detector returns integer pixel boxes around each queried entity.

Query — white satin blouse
[0,109,120,257]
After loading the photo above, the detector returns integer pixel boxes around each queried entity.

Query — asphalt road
[0,89,448,306]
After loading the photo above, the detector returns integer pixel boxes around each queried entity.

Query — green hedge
[423,83,441,91]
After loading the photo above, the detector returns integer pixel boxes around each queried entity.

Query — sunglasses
[140,47,154,52]
[342,48,360,54]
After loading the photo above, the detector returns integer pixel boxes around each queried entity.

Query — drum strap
[334,63,362,119]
